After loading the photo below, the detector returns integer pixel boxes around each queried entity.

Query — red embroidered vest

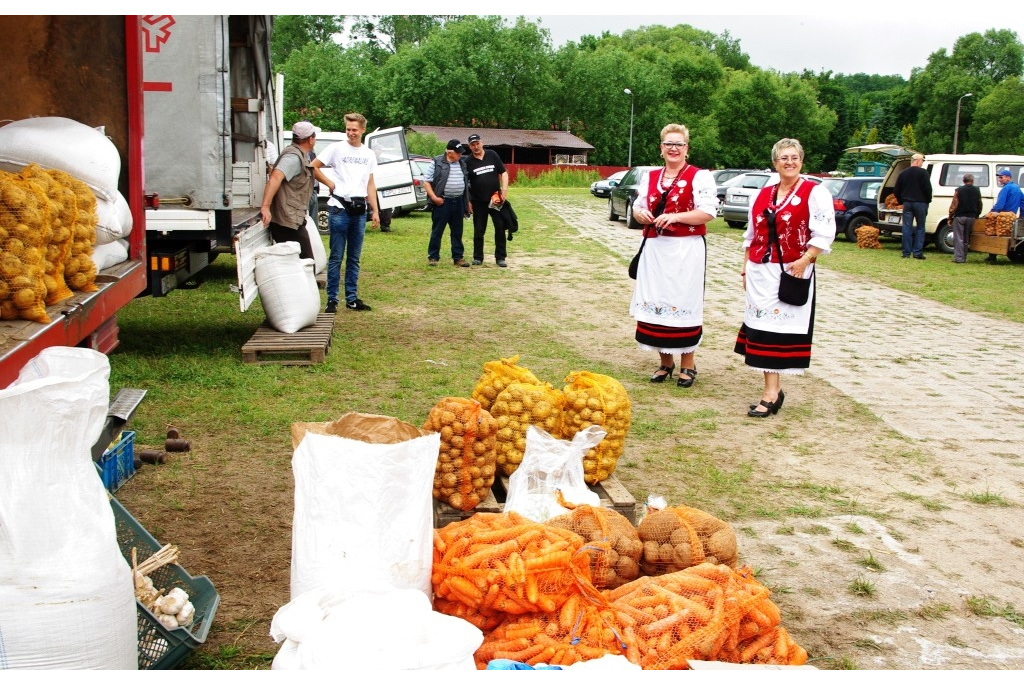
[748,180,816,263]
[642,165,707,238]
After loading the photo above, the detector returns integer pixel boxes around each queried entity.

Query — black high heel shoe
[677,368,697,388]
[650,364,675,383]
[747,389,785,417]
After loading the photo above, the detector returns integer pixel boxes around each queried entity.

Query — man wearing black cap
[424,139,471,267]
[464,133,510,267]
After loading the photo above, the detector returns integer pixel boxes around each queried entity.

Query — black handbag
[628,186,669,280]
[765,208,812,306]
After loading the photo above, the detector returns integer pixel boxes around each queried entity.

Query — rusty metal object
[166,426,181,440]
[138,449,167,464]
[165,438,191,452]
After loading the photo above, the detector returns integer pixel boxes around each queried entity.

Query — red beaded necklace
[769,178,801,211]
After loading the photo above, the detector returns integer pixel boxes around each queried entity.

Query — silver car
[721,173,823,228]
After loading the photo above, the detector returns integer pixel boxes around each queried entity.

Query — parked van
[283,127,415,234]
[860,146,1024,253]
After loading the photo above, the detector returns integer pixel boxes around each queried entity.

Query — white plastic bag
[289,413,439,599]
[0,347,138,669]
[270,588,483,670]
[95,191,133,244]
[304,214,327,275]
[91,238,129,271]
[503,425,605,522]
[0,116,121,201]
[254,242,320,334]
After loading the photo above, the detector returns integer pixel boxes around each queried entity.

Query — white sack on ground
[254,242,320,334]
[289,413,438,600]
[304,214,327,275]
[270,588,483,670]
[95,191,133,244]
[91,239,129,272]
[0,117,121,202]
[0,347,138,669]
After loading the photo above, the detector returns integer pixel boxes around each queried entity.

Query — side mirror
[608,180,619,187]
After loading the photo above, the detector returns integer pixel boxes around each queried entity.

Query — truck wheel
[626,199,643,230]
[726,220,746,229]
[934,222,954,254]
[846,215,871,242]
[608,198,619,222]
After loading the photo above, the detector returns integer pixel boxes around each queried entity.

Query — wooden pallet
[241,313,335,365]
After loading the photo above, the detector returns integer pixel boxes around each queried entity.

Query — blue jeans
[901,201,927,256]
[427,197,466,262]
[327,207,366,304]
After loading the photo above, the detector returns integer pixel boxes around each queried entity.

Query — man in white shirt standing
[312,112,380,312]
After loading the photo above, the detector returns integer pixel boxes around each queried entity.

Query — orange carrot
[739,627,778,663]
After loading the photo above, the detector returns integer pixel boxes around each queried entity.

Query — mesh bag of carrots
[637,505,738,576]
[471,355,540,412]
[561,371,631,485]
[606,562,807,669]
[546,501,642,590]
[490,381,565,477]
[423,397,499,511]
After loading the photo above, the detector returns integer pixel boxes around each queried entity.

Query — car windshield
[821,179,845,195]
[721,175,749,189]
[740,175,769,189]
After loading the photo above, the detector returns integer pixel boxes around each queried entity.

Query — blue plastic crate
[97,430,136,493]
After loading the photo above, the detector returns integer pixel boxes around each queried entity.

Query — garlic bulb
[154,587,188,616]
[156,613,179,630]
[176,601,195,627]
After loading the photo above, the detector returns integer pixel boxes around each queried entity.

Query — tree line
[272,15,1024,172]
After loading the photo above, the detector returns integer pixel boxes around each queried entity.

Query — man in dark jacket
[424,139,471,267]
[949,173,982,263]
[893,153,932,259]
[465,133,510,267]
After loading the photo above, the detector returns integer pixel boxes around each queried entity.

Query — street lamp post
[954,92,972,154]
[624,88,634,167]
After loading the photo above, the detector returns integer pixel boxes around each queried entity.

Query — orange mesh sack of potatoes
[423,397,499,511]
[471,355,541,412]
[884,193,901,210]
[47,167,99,292]
[561,371,631,485]
[432,511,595,622]
[0,170,54,323]
[637,505,738,576]
[490,381,565,477]
[607,563,807,669]
[473,596,627,668]
[855,225,882,249]
[19,164,92,298]
[546,501,643,590]
[994,211,1016,237]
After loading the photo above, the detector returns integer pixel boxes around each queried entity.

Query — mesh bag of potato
[884,193,901,210]
[473,598,627,668]
[546,502,642,590]
[855,225,882,249]
[490,381,564,477]
[432,511,595,620]
[471,355,540,412]
[423,397,498,511]
[561,371,631,485]
[993,211,1016,237]
[606,563,807,669]
[0,170,53,323]
[637,505,738,576]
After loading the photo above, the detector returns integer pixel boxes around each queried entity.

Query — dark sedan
[608,166,660,229]
[820,176,884,241]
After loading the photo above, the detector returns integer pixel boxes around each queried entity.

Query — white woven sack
[0,117,121,202]
[303,214,327,275]
[95,191,133,244]
[91,239,129,272]
[254,242,320,334]
[0,347,138,669]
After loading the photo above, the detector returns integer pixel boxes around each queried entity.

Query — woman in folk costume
[629,123,718,388]
[735,138,836,417]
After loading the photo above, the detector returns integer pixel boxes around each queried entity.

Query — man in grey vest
[260,121,325,261]
[949,173,982,264]
[424,139,471,267]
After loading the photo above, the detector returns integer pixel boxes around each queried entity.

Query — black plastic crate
[110,497,220,669]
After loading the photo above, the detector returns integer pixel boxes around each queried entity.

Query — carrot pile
[606,563,807,669]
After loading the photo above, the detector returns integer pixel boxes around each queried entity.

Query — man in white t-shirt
[312,112,380,312]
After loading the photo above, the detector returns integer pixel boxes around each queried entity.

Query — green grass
[849,576,876,597]
[966,596,1024,628]
[962,489,1011,506]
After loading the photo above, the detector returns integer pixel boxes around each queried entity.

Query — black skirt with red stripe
[734,299,816,371]
[636,321,703,350]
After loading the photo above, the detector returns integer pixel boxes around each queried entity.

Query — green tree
[271,15,343,68]
[279,41,385,131]
[347,15,460,63]
[967,77,1024,153]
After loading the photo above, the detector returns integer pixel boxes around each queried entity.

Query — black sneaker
[472,259,483,266]
[496,260,508,268]
[346,298,372,311]
[325,300,338,314]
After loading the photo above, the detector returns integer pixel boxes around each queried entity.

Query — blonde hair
[660,123,689,143]
[344,112,367,128]
[771,138,804,163]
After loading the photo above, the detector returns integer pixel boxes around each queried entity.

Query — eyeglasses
[661,141,687,148]
[776,155,801,163]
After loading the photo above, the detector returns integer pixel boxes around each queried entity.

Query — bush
[513,167,600,188]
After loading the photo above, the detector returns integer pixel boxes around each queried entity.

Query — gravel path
[541,196,1024,451]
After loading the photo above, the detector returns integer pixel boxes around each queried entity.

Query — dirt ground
[120,195,1024,670]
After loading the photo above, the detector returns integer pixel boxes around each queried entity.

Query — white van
[282,127,415,234]
[854,146,1024,253]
